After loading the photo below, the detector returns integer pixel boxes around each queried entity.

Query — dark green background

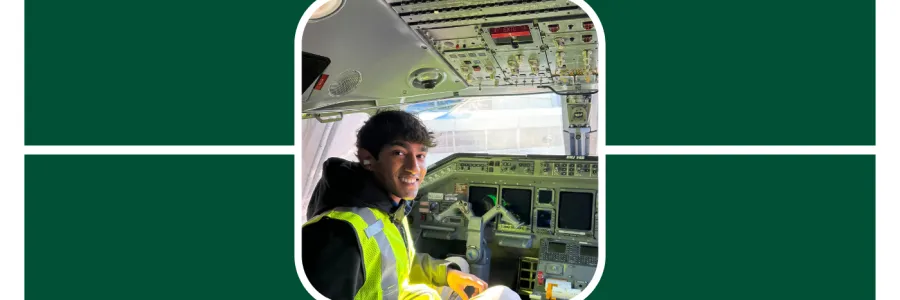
[24,0,876,299]
[25,156,308,299]
[599,0,875,145]
[24,0,874,145]
[25,1,306,145]
[600,155,874,299]
[26,155,874,299]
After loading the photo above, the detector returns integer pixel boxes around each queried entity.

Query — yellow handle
[547,283,558,300]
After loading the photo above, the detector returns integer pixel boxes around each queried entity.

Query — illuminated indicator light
[583,21,594,30]
[489,25,531,38]
[548,24,559,32]
[537,271,544,284]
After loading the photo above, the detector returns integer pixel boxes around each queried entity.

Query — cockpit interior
[301,1,601,299]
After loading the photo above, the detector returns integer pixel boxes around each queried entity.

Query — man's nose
[403,155,420,172]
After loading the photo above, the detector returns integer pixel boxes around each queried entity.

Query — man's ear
[357,148,375,170]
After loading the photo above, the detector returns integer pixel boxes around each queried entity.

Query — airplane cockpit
[408,153,599,300]
[300,1,601,299]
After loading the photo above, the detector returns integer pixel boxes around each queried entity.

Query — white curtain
[300,113,371,222]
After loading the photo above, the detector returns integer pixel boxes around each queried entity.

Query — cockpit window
[302,94,573,217]
[405,94,567,167]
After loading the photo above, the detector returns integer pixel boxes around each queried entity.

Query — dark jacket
[302,157,458,299]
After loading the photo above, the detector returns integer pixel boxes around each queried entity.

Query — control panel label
[427,192,444,200]
[455,183,468,194]
[565,156,586,160]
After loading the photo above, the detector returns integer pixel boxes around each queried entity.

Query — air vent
[329,69,362,97]
[408,68,446,90]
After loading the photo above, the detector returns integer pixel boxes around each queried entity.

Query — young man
[302,110,489,300]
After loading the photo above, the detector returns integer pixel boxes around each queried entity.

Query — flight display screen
[557,191,593,231]
[581,245,598,258]
[536,210,552,228]
[538,190,553,204]
[549,242,567,254]
[501,188,532,225]
[468,186,497,217]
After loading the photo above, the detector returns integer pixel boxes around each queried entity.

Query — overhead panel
[386,0,599,89]
[299,0,600,114]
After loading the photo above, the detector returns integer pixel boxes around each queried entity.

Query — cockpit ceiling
[301,0,600,114]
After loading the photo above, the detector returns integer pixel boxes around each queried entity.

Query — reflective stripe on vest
[304,207,411,300]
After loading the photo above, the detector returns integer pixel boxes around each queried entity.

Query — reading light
[311,0,343,20]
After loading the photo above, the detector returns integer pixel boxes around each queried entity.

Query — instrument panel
[413,153,598,240]
[410,153,599,299]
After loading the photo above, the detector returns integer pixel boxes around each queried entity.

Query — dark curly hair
[357,109,436,160]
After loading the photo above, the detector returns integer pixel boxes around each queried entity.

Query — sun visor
[301,52,331,93]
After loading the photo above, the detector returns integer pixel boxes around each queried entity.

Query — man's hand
[447,269,488,300]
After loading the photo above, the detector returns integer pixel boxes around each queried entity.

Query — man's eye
[417,154,426,159]
[393,151,404,156]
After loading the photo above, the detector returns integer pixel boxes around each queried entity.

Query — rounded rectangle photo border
[293,1,607,299]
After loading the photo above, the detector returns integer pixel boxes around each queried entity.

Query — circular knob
[465,247,480,261]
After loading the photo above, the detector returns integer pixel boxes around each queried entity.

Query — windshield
[405,94,567,167]
[301,93,576,216]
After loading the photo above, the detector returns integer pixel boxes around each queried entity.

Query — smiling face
[360,141,428,202]
[354,110,436,202]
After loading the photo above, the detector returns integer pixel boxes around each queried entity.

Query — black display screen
[468,186,497,217]
[557,191,593,231]
[538,190,553,204]
[581,245,598,258]
[536,210,552,228]
[501,188,532,225]
[549,242,567,253]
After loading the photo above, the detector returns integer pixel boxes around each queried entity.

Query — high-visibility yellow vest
[304,206,417,300]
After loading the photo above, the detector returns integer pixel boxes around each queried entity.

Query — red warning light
[548,24,559,32]
[583,21,594,30]
[489,25,531,38]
